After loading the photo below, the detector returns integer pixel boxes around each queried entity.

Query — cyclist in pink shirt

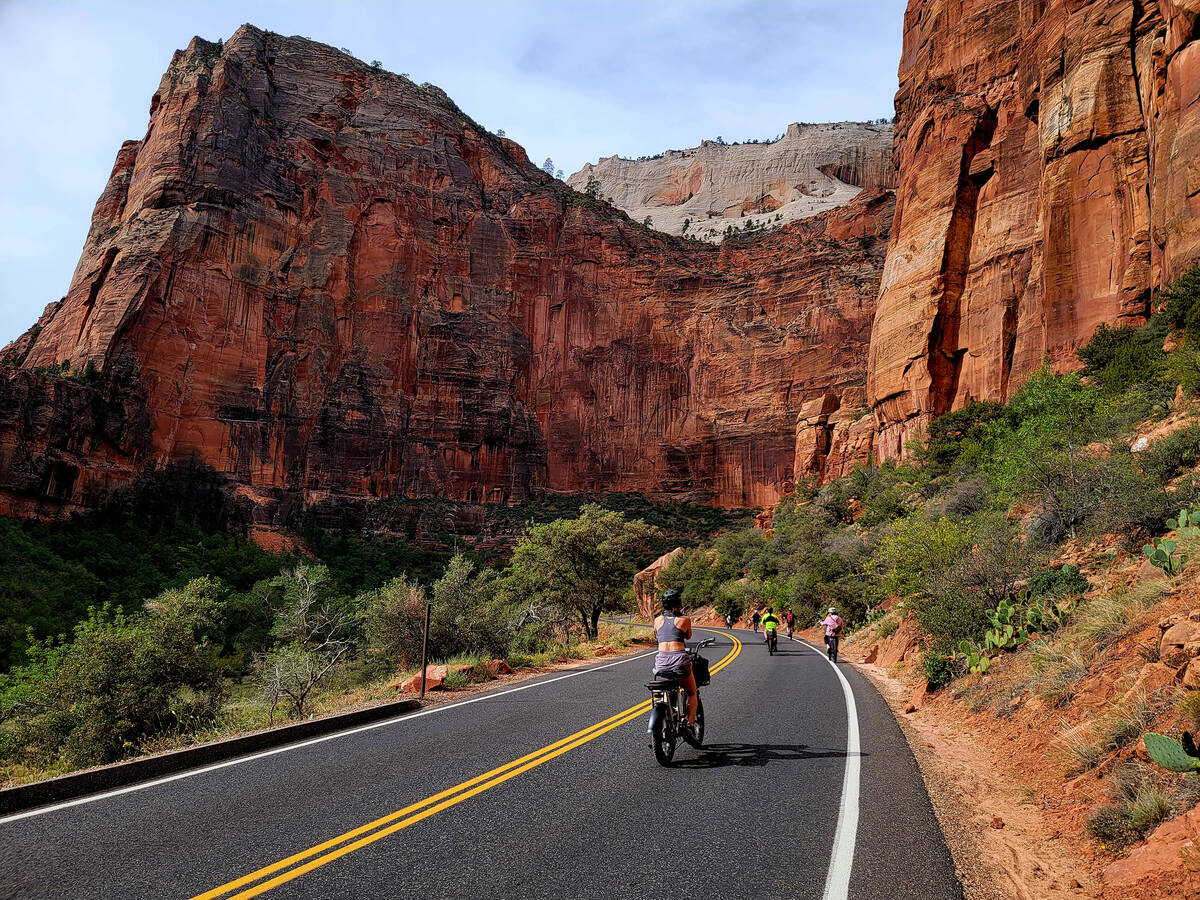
[821,607,844,662]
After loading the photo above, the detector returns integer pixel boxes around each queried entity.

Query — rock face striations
[0,26,891,518]
[869,0,1200,458]
[567,122,894,241]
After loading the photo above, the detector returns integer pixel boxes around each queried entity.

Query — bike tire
[652,703,676,766]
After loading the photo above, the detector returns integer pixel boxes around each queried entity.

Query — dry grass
[1059,721,1106,774]
[1029,640,1090,706]
[1178,690,1200,731]
[1087,761,1175,848]
[1098,690,1158,751]
[1073,579,1167,653]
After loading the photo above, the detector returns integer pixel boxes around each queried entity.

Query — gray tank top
[656,613,687,643]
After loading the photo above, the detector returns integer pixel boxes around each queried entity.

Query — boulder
[1160,613,1200,667]
[397,663,474,693]
[1134,558,1168,585]
[876,618,921,669]
[1103,801,1200,894]
[487,659,513,676]
[633,548,686,620]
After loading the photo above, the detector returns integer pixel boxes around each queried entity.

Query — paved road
[0,628,962,899]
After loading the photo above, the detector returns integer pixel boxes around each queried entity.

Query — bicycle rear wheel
[652,702,676,765]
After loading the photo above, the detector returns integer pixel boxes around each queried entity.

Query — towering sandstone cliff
[5,0,1196,520]
[870,0,1200,457]
[0,26,890,518]
[567,122,894,240]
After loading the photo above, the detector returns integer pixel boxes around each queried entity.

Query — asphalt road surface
[1,628,963,899]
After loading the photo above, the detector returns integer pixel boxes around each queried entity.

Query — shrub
[1077,321,1166,396]
[922,645,958,689]
[1140,425,1200,489]
[931,476,994,518]
[1087,762,1174,848]
[0,579,226,767]
[1026,564,1089,599]
[363,575,431,667]
[873,513,976,600]
[923,402,1006,476]
[1161,265,1200,341]
[912,591,988,650]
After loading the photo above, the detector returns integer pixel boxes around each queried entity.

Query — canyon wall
[0,26,890,519]
[567,122,893,241]
[870,0,1200,457]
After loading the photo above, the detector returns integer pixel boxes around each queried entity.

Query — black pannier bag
[692,653,711,686]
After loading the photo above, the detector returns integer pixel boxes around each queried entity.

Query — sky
[0,0,906,345]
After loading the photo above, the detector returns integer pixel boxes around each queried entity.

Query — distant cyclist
[725,611,734,629]
[761,609,780,649]
[751,610,761,632]
[821,607,844,662]
[653,588,698,733]
[784,608,795,638]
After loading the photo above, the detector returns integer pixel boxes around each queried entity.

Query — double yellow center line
[193,629,741,899]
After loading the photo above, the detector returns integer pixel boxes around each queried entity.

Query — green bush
[923,402,1006,476]
[1077,322,1167,396]
[0,579,226,767]
[913,590,988,650]
[1025,564,1089,598]
[872,513,975,599]
[1161,265,1200,341]
[922,645,958,689]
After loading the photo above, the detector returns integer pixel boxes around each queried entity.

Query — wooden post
[419,601,432,700]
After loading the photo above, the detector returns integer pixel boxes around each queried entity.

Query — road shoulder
[849,659,1100,900]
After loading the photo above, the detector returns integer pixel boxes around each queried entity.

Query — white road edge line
[787,634,860,900]
[0,649,658,825]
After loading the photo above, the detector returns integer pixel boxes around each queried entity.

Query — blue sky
[0,0,905,345]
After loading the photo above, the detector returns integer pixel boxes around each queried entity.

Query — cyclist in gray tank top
[653,588,698,731]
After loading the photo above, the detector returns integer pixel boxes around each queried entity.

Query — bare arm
[678,615,693,639]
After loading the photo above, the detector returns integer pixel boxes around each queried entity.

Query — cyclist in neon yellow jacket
[760,609,780,642]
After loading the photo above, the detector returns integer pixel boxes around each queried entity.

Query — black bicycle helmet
[661,587,683,610]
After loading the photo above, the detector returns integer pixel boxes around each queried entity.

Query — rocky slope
[567,121,894,240]
[869,0,1200,459]
[0,26,891,519]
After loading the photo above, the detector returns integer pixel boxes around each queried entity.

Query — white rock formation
[568,122,893,241]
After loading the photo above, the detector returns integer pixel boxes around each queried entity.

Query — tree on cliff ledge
[503,506,659,639]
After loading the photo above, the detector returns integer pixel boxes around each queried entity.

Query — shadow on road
[672,742,862,769]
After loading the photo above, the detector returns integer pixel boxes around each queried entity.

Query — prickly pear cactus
[1144,732,1200,772]
[1167,508,1200,538]
[1143,538,1183,575]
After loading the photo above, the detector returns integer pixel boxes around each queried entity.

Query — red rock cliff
[0,26,890,517]
[869,0,1200,457]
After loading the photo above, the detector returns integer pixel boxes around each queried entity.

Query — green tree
[503,505,658,639]
[584,175,601,200]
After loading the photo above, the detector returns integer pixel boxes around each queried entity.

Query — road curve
[0,628,962,899]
